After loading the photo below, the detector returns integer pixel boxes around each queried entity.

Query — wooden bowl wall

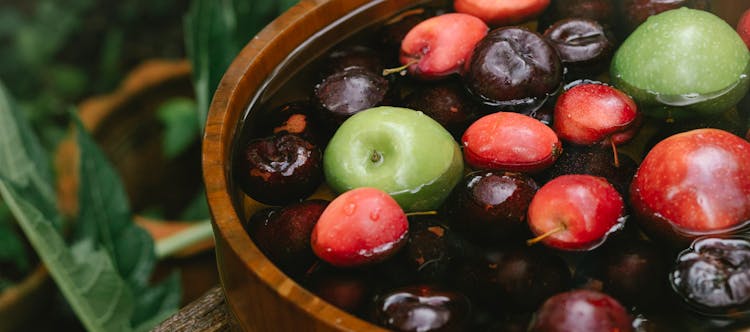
[204,1,430,331]
[204,1,750,331]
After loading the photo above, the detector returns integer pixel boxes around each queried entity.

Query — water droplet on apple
[344,203,357,216]
[370,208,381,222]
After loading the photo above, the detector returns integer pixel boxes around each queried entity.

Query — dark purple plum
[670,237,750,320]
[255,100,324,145]
[617,0,711,37]
[304,264,373,315]
[372,285,471,332]
[543,18,615,80]
[235,133,323,205]
[313,67,389,128]
[443,171,538,245]
[537,0,616,31]
[528,289,634,332]
[464,27,562,112]
[245,200,328,276]
[540,144,637,197]
[322,45,384,77]
[403,80,479,139]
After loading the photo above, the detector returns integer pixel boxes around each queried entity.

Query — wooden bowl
[204,1,750,331]
[203,1,434,330]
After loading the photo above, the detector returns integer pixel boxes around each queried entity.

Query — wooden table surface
[152,286,240,332]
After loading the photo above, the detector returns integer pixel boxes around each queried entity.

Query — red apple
[739,8,750,50]
[630,129,750,242]
[398,13,488,80]
[454,0,550,27]
[462,112,562,173]
[311,187,408,267]
[527,174,625,250]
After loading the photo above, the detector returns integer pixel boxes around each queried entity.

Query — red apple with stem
[630,128,750,243]
[311,187,409,267]
[553,83,640,167]
[527,174,625,250]
[393,13,488,80]
[462,112,562,173]
[454,0,550,27]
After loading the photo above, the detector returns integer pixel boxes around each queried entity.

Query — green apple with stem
[323,106,464,212]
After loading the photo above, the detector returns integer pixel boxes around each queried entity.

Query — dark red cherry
[543,18,615,80]
[528,289,633,331]
[403,79,479,139]
[313,67,389,128]
[372,285,471,332]
[236,133,323,205]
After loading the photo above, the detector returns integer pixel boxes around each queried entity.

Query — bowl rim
[202,0,428,330]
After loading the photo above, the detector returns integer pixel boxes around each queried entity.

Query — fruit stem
[382,59,418,76]
[405,211,438,217]
[610,139,620,168]
[526,225,565,246]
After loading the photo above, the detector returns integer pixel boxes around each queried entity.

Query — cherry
[453,0,550,27]
[528,289,634,332]
[464,27,562,108]
[313,67,389,128]
[311,187,408,267]
[399,216,474,283]
[303,264,373,315]
[254,100,324,146]
[543,18,615,80]
[527,174,625,251]
[630,129,750,244]
[371,285,471,332]
[245,200,328,276]
[235,133,323,205]
[670,237,750,321]
[462,112,562,173]
[442,171,538,245]
[403,79,479,139]
[397,13,488,80]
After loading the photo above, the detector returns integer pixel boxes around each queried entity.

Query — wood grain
[152,286,238,332]
[202,1,431,331]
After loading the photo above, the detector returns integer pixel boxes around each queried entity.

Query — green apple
[323,106,464,212]
[611,8,750,119]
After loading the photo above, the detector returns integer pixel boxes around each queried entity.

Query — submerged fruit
[611,8,750,118]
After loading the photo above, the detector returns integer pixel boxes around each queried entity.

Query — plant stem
[155,219,213,259]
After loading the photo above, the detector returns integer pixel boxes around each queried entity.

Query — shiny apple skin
[631,128,750,243]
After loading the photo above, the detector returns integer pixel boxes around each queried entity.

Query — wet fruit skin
[739,9,750,50]
[537,0,616,31]
[245,200,328,275]
[630,129,750,244]
[543,18,615,80]
[553,83,640,146]
[670,237,750,319]
[403,80,478,139]
[236,133,323,205]
[618,0,711,36]
[540,144,637,197]
[371,285,471,332]
[595,239,669,309]
[313,67,389,127]
[399,13,488,80]
[611,8,750,119]
[311,187,408,267]
[453,0,550,27]
[442,171,539,245]
[527,174,625,251]
[462,112,562,173]
[528,289,634,332]
[464,27,562,106]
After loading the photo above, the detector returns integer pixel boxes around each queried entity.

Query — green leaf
[184,0,298,131]
[156,97,199,159]
[0,205,29,273]
[73,116,181,328]
[179,189,210,221]
[0,79,180,331]
[0,180,135,332]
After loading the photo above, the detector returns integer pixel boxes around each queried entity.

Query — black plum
[372,285,471,332]
[543,18,615,80]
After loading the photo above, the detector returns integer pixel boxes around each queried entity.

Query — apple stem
[610,139,620,168]
[382,59,418,76]
[370,150,382,163]
[526,225,565,246]
[405,210,438,217]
